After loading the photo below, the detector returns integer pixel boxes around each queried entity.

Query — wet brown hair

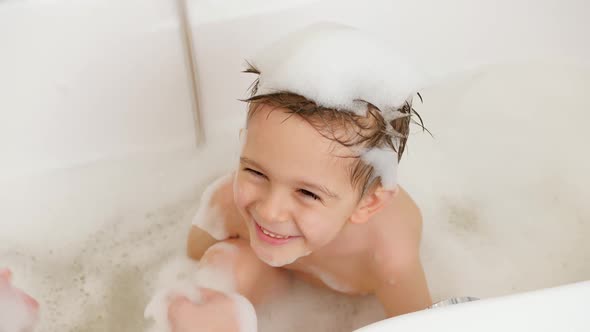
[242,64,428,196]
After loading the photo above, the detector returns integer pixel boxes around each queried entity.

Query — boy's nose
[256,192,290,224]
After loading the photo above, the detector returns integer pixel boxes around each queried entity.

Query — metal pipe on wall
[176,0,205,146]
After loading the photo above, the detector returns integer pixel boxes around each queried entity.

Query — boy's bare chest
[286,253,378,295]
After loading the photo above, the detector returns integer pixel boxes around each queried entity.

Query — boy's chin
[249,240,311,267]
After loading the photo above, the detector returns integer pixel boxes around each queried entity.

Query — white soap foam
[193,242,238,293]
[250,22,423,113]
[228,293,258,332]
[191,174,233,240]
[145,241,243,332]
[144,256,201,332]
[0,139,239,332]
[361,147,399,189]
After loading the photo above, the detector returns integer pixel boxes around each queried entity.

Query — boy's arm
[374,256,432,317]
[373,195,431,317]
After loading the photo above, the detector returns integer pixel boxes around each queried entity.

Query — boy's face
[234,104,362,267]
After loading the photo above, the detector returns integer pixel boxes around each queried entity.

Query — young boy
[168,23,431,331]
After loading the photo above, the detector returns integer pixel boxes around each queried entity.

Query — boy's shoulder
[192,173,245,240]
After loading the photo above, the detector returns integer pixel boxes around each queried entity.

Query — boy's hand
[0,268,40,332]
[169,288,256,332]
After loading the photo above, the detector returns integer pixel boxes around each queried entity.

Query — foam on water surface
[1,64,589,331]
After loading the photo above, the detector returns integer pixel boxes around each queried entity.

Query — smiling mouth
[254,221,300,246]
[257,223,291,239]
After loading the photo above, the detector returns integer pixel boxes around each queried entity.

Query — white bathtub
[356,281,590,332]
[1,1,589,331]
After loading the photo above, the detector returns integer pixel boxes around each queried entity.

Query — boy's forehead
[247,104,356,157]
[244,105,357,171]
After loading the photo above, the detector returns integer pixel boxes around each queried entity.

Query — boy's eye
[298,189,321,201]
[244,168,265,178]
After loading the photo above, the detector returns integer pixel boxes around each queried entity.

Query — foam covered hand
[168,288,256,332]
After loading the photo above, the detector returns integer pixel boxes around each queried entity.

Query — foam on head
[251,22,422,113]
[249,23,422,189]
[361,147,399,189]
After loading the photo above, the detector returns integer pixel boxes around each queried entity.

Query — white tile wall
[187,0,590,138]
[2,0,587,176]
[0,0,197,179]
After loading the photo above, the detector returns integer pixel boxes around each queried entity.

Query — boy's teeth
[261,227,288,239]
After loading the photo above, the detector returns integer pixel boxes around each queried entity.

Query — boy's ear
[350,185,398,224]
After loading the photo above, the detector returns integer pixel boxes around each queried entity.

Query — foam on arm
[191,174,233,240]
